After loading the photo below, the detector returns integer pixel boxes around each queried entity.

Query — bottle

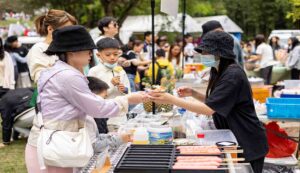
[196,133,205,145]
[132,127,149,144]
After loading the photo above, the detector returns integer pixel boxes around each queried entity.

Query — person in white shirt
[89,37,131,129]
[0,37,15,98]
[184,33,195,63]
[94,17,119,45]
[89,38,130,98]
[87,17,130,75]
[249,35,274,84]
[27,9,77,83]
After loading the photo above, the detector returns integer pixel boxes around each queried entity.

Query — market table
[81,104,255,173]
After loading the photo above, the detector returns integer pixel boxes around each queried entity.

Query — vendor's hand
[118,84,126,93]
[127,92,148,104]
[177,86,193,97]
[111,76,120,86]
[147,92,174,104]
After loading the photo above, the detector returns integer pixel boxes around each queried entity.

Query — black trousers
[250,157,265,173]
[0,105,16,143]
[94,118,108,134]
[0,87,9,99]
[260,66,273,85]
[291,68,300,79]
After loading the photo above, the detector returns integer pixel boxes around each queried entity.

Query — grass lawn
[0,126,27,173]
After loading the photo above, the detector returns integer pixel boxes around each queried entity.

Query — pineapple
[142,67,176,113]
[143,101,154,113]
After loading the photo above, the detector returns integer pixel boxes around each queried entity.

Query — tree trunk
[100,0,113,16]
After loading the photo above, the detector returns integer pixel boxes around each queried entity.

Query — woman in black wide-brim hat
[25,25,146,173]
[148,31,268,173]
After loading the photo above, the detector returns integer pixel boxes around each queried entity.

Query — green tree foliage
[224,0,295,39]
[287,0,300,28]
[1,0,298,40]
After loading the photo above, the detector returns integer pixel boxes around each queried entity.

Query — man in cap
[201,20,243,67]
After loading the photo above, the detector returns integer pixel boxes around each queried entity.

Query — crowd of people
[0,8,299,173]
[242,34,300,84]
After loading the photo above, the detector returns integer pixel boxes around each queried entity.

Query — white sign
[161,0,179,17]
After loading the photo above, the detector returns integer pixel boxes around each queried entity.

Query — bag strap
[262,121,299,143]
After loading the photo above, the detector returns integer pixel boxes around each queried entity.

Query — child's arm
[131,59,151,66]
[93,134,124,153]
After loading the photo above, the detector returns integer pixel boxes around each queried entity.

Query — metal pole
[151,0,156,114]
[182,0,186,70]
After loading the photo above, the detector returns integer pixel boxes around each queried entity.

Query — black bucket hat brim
[45,25,97,55]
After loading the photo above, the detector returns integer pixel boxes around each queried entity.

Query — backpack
[0,88,34,116]
[155,61,168,85]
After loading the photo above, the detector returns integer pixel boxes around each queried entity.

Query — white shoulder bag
[36,77,93,169]
[36,113,93,169]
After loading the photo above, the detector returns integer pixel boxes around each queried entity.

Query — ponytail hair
[0,37,4,61]
[206,58,236,98]
[34,9,78,36]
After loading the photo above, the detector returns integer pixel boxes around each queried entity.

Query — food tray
[114,145,174,173]
[114,144,229,173]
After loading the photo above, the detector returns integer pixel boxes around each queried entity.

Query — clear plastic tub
[284,80,300,89]
[196,130,238,146]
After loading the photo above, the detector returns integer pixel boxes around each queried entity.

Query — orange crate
[252,86,272,103]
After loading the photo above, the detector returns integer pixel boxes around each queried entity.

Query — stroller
[0,88,34,143]
[13,107,35,137]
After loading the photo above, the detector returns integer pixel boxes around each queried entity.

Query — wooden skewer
[217,145,240,149]
[219,162,249,166]
[221,149,244,154]
[223,158,245,162]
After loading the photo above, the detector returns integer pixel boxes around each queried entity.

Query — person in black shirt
[123,40,151,92]
[148,31,268,173]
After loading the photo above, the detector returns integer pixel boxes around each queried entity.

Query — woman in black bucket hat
[148,31,268,173]
[25,25,146,173]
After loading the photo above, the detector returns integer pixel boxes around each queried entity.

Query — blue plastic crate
[266,98,300,119]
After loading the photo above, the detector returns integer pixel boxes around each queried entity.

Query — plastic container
[248,77,264,86]
[280,89,300,98]
[284,80,300,89]
[148,126,173,145]
[266,98,300,119]
[252,86,272,103]
[199,130,238,146]
[132,127,149,144]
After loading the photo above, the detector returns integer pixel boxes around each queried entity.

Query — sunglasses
[112,22,118,28]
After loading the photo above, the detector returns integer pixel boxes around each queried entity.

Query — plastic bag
[265,121,297,158]
[262,163,294,173]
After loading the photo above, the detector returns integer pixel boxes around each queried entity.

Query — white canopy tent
[119,13,201,43]
[88,13,201,44]
[194,15,243,33]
